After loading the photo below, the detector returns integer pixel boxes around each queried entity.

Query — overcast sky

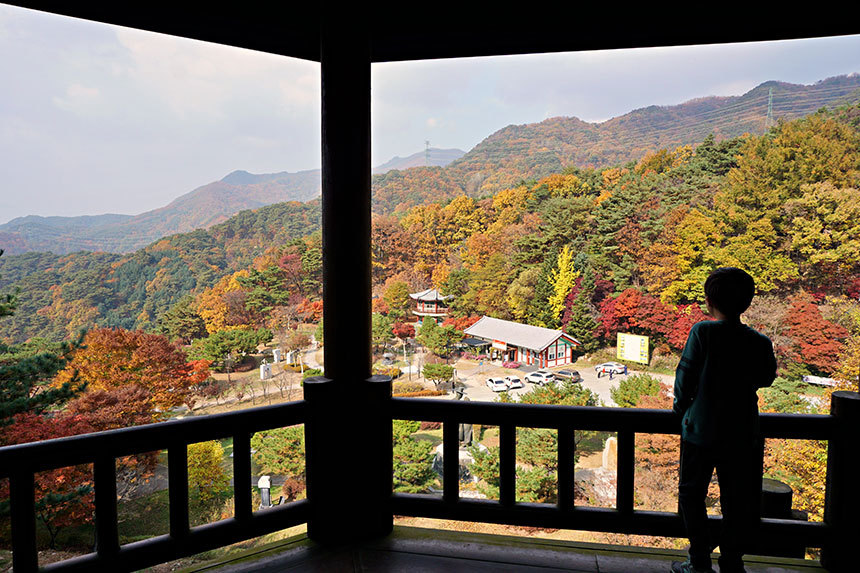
[2,4,860,223]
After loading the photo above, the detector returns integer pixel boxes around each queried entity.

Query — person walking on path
[671,267,777,573]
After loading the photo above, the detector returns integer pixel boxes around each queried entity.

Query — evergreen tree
[1,251,83,426]
[528,248,559,328]
[566,288,600,354]
[0,250,15,319]
[155,295,207,343]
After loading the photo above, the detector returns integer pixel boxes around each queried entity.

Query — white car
[524,370,555,385]
[486,377,509,392]
[504,375,524,389]
[595,362,628,376]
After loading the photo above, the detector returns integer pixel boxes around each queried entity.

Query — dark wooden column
[305,15,392,545]
[821,390,860,571]
[320,18,371,384]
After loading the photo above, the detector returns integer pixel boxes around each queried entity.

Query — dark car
[555,369,582,383]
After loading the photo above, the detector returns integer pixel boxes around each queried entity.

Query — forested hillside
[368,104,860,379]
[0,201,320,343]
[372,75,860,215]
[2,101,859,392]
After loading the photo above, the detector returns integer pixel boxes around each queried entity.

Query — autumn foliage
[54,328,210,416]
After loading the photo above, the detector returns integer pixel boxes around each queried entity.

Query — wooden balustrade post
[9,469,37,573]
[821,391,860,571]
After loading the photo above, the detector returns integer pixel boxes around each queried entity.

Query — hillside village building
[409,288,453,322]
[464,316,581,368]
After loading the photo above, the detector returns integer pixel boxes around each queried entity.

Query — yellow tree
[537,173,590,198]
[547,246,578,322]
[196,270,251,334]
[835,336,860,389]
[657,208,722,304]
[709,218,798,294]
[440,195,488,243]
[784,182,860,286]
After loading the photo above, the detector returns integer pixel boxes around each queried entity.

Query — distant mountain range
[372,147,465,174]
[0,169,321,254]
[3,74,859,254]
[372,74,860,210]
[0,149,466,255]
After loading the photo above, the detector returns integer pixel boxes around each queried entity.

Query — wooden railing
[2,388,858,572]
[0,402,308,573]
[390,391,860,570]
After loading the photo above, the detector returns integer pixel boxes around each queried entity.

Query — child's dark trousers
[678,440,760,572]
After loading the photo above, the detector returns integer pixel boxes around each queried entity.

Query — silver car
[595,362,628,377]
[486,377,509,392]
[524,370,555,385]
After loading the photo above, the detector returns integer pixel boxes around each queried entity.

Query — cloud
[52,83,102,114]
[115,27,319,122]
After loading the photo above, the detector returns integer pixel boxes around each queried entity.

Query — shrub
[372,365,402,379]
[423,363,454,388]
[419,421,442,430]
[610,373,661,407]
[393,381,425,394]
[302,368,324,380]
[462,352,490,361]
[393,389,447,398]
[501,361,521,369]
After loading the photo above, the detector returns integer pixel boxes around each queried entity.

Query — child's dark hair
[704,267,755,317]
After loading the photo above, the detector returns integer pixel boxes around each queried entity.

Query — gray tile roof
[464,316,580,352]
[409,288,454,301]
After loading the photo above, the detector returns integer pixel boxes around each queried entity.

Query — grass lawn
[411,428,443,447]
[118,489,172,543]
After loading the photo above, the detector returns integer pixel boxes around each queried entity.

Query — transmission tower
[765,87,774,131]
[425,140,431,166]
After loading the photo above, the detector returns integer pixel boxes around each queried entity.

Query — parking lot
[450,359,675,406]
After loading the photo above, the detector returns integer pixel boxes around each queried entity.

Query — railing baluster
[616,430,634,513]
[557,426,575,512]
[233,431,252,522]
[168,443,189,540]
[94,455,119,559]
[10,469,38,573]
[499,424,516,506]
[443,418,459,503]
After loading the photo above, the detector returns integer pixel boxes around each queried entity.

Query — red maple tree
[783,291,849,375]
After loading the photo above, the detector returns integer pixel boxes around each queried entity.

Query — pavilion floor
[183,526,825,573]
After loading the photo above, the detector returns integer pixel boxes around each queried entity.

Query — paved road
[452,360,675,406]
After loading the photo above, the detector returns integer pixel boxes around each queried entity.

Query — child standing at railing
[671,267,778,573]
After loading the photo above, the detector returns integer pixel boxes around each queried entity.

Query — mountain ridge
[3,74,859,252]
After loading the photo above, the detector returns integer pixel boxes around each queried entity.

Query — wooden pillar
[320,14,371,384]
[306,14,392,545]
[821,391,860,571]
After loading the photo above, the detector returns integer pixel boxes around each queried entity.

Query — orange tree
[55,327,210,417]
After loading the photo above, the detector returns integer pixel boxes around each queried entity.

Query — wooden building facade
[464,316,581,368]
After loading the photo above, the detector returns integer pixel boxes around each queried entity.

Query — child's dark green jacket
[673,319,777,447]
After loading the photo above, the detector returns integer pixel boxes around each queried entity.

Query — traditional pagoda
[409,288,453,323]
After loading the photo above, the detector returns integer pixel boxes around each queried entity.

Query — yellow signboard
[617,333,649,364]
